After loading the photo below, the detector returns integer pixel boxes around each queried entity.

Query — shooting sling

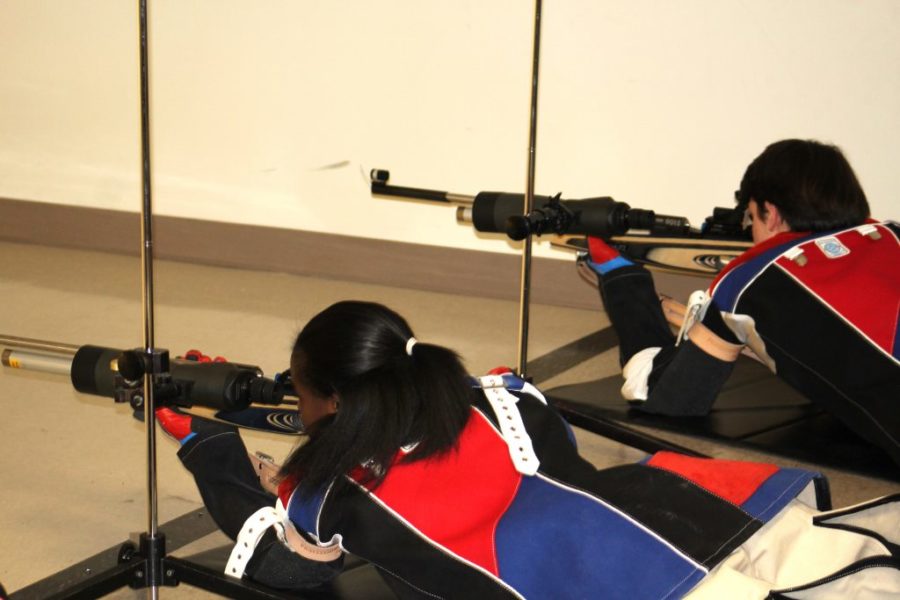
[225,451,343,579]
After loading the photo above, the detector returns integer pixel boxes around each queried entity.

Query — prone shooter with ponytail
[168,299,883,598]
[279,301,474,497]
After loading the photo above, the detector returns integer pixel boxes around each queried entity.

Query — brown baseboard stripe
[0,197,631,310]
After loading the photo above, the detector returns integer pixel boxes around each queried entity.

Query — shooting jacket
[177,375,900,599]
[709,221,900,464]
[611,221,900,466]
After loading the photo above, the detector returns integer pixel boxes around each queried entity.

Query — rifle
[370,169,751,277]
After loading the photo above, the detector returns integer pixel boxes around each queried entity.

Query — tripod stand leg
[10,534,180,600]
[164,556,302,600]
[10,543,146,600]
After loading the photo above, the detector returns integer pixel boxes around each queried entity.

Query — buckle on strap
[478,373,548,405]
[478,374,507,389]
[857,223,881,240]
[477,376,540,476]
[784,245,808,266]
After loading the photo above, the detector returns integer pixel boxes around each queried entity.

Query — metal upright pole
[138,1,161,597]
[517,0,543,377]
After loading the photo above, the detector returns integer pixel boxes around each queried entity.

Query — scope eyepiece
[246,376,284,406]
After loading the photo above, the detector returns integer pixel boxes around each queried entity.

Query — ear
[327,394,340,414]
[762,201,790,234]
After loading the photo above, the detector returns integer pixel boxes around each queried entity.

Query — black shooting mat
[528,328,899,480]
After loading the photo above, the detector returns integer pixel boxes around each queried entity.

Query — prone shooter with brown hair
[587,139,900,465]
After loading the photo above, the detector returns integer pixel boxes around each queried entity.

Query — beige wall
[1,1,897,259]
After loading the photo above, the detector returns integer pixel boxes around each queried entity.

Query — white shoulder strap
[225,506,284,579]
[477,375,540,476]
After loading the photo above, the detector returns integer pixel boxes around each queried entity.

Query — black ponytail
[279,301,473,498]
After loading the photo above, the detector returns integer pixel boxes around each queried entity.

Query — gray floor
[1,240,897,598]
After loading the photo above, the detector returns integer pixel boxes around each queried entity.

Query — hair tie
[405,337,418,356]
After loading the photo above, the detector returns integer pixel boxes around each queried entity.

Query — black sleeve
[177,419,274,539]
[639,338,736,416]
[177,418,342,589]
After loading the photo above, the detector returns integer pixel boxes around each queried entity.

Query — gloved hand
[156,406,197,445]
[585,237,634,275]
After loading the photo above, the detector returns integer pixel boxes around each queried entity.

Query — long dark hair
[280,301,473,497]
[737,139,870,232]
